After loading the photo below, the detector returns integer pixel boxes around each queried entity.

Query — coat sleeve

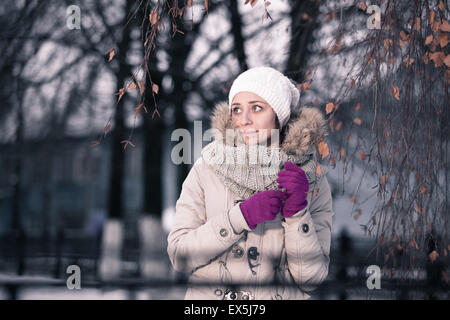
[281,174,334,293]
[167,159,247,274]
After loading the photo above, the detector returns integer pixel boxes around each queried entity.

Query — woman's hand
[239,190,288,230]
[277,161,309,218]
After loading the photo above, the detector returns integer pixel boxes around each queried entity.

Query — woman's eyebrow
[231,100,267,106]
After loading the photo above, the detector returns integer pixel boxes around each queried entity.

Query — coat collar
[208,101,328,158]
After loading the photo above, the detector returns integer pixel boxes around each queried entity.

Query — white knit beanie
[228,66,300,129]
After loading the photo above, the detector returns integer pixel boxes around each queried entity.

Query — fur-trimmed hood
[208,101,329,158]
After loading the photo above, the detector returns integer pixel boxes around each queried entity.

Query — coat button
[248,247,259,260]
[219,228,228,237]
[214,289,223,297]
[232,246,244,258]
[302,223,309,233]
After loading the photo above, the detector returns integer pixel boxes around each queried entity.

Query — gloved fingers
[270,205,282,215]
[276,180,301,193]
[267,189,288,200]
[269,197,282,208]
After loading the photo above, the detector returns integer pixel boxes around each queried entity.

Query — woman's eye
[253,105,262,112]
[232,107,241,114]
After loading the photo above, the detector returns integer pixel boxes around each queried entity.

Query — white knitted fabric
[201,140,323,200]
[228,66,300,129]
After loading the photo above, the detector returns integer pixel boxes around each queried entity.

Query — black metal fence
[0,228,448,300]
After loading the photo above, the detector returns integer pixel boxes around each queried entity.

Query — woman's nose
[240,110,252,126]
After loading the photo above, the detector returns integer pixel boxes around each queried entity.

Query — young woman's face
[231,91,278,145]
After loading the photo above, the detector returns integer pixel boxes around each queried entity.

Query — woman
[167,66,334,300]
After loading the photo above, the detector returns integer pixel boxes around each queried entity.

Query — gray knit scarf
[201,139,325,200]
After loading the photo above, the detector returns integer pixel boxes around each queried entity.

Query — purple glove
[239,190,288,230]
[276,161,309,218]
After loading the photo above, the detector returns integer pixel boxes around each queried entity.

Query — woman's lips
[241,129,258,135]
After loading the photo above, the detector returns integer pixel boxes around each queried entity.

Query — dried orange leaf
[353,118,362,125]
[107,48,115,62]
[250,0,258,7]
[441,20,450,32]
[325,102,335,115]
[335,121,342,131]
[439,33,449,47]
[298,81,311,92]
[432,20,441,33]
[409,237,418,249]
[149,9,159,26]
[355,103,360,111]
[391,85,400,100]
[423,51,430,64]
[429,11,435,26]
[430,51,445,67]
[152,83,159,94]
[413,17,421,31]
[265,1,271,6]
[419,185,427,194]
[445,55,450,68]
[128,81,137,90]
[381,175,386,185]
[439,0,444,11]
[350,196,357,203]
[425,35,433,45]
[116,88,125,101]
[383,39,392,51]
[359,151,366,160]
[138,81,145,95]
[339,148,346,160]
[404,56,415,67]
[317,141,330,159]
[359,2,366,11]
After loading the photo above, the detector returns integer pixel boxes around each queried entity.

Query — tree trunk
[107,0,134,219]
[99,0,134,280]
[142,69,165,217]
[12,88,25,276]
[285,0,320,82]
[227,0,249,72]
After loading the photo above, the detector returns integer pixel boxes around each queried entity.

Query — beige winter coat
[167,101,334,300]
